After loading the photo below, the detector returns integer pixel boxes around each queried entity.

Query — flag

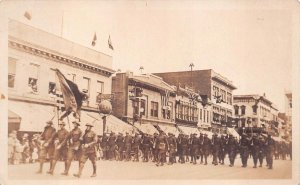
[91,32,97,46]
[55,69,84,114]
[24,11,31,20]
[108,35,114,50]
[161,90,170,109]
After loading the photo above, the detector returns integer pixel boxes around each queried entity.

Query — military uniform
[108,133,117,160]
[155,133,169,166]
[239,134,250,167]
[190,134,199,164]
[167,133,177,165]
[116,134,125,161]
[74,123,97,178]
[47,123,69,175]
[211,134,220,165]
[202,134,211,165]
[37,121,56,174]
[179,135,189,163]
[100,134,109,160]
[250,135,260,168]
[132,134,141,162]
[198,134,204,164]
[258,136,265,167]
[218,135,226,165]
[124,133,133,161]
[61,123,82,176]
[141,134,152,162]
[265,135,275,169]
[227,135,238,167]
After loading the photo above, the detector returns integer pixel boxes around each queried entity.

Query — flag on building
[55,69,84,115]
[24,11,32,20]
[161,90,170,109]
[108,35,114,50]
[91,32,97,46]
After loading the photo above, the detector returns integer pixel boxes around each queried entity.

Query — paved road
[8,157,292,180]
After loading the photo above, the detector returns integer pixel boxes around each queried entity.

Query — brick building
[111,72,204,135]
[154,69,236,133]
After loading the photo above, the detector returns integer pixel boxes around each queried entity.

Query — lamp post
[98,99,112,135]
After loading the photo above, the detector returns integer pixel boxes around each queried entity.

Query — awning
[133,123,157,135]
[8,101,135,135]
[158,124,181,137]
[178,126,199,135]
[227,127,240,139]
[9,101,57,132]
[8,110,21,123]
[80,112,135,135]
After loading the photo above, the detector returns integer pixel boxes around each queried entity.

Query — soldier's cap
[154,132,158,135]
[229,134,233,137]
[168,132,172,135]
[59,122,66,126]
[82,89,88,93]
[46,120,53,125]
[126,132,129,134]
[72,121,80,125]
[204,133,208,136]
[86,122,94,127]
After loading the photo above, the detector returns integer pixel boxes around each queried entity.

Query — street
[8,157,292,180]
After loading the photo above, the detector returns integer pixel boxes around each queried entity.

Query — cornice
[8,36,115,77]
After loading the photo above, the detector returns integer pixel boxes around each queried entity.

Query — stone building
[7,20,131,135]
[233,94,279,135]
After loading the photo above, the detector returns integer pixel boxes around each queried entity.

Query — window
[8,58,16,88]
[68,73,76,82]
[140,99,146,116]
[241,105,246,115]
[252,104,258,114]
[213,86,219,97]
[203,110,206,123]
[151,101,158,117]
[227,93,232,105]
[163,101,172,119]
[82,77,90,95]
[28,63,39,92]
[234,105,239,115]
[82,77,90,106]
[96,81,104,94]
[220,89,226,102]
[207,110,209,123]
[48,69,56,95]
[200,109,202,121]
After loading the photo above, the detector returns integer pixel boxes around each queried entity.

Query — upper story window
[82,77,90,106]
[96,81,104,103]
[48,69,56,95]
[140,99,146,117]
[8,58,17,88]
[220,89,226,102]
[28,63,39,93]
[227,92,232,105]
[151,101,158,117]
[241,105,246,115]
[67,73,76,82]
[234,105,239,115]
[213,86,219,97]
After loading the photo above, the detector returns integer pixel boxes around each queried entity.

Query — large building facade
[154,69,236,133]
[233,94,279,136]
[8,20,117,135]
[111,72,210,135]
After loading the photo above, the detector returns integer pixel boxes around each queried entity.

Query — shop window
[48,82,56,95]
[140,99,146,116]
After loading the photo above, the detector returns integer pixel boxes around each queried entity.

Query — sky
[1,0,297,112]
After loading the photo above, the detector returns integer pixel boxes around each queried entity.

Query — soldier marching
[31,118,286,178]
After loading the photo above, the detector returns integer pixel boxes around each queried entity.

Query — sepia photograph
[0,0,300,184]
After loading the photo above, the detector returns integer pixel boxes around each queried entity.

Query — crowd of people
[8,120,292,178]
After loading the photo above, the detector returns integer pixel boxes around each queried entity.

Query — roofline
[9,19,112,58]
